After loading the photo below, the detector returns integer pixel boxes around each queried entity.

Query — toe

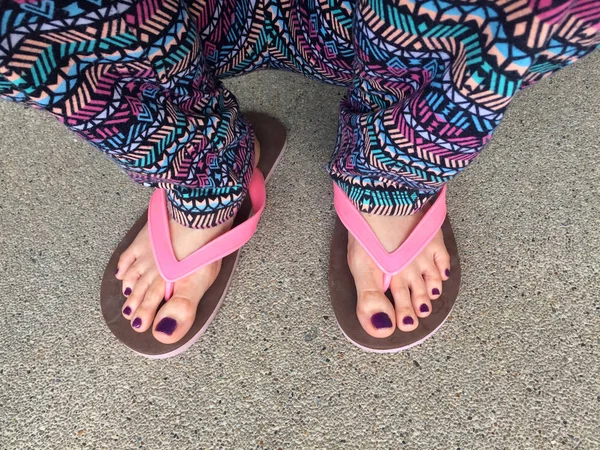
[432,243,451,281]
[347,234,396,338]
[152,297,196,344]
[116,224,150,280]
[121,272,153,319]
[422,265,443,302]
[151,264,220,344]
[131,277,165,333]
[116,248,137,281]
[151,275,207,344]
[121,261,145,296]
[390,278,419,332]
[356,289,396,338]
[408,274,432,319]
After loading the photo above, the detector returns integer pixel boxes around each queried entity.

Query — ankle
[361,207,427,253]
[254,138,261,169]
[168,215,233,260]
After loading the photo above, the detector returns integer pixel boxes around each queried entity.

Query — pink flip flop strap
[148,170,267,301]
[333,183,447,292]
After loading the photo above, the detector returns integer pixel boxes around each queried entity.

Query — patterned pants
[1,0,599,228]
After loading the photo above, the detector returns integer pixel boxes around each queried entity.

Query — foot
[115,142,260,345]
[347,204,451,338]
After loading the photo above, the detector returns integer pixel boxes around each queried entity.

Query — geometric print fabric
[0,0,598,225]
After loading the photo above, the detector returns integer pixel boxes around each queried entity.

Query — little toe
[130,277,165,333]
[116,248,138,281]
[390,280,419,332]
[433,247,451,281]
[356,289,396,338]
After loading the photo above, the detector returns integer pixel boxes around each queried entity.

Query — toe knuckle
[176,300,196,317]
[437,252,451,264]
[150,284,165,299]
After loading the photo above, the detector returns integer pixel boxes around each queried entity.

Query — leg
[0,0,257,343]
[329,0,600,337]
[0,0,254,227]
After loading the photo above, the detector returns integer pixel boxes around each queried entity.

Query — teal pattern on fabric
[0,0,599,223]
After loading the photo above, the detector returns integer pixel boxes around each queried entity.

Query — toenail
[445,269,450,277]
[132,317,142,328]
[420,304,429,313]
[124,287,132,296]
[371,312,393,329]
[156,317,177,335]
[403,316,414,325]
[432,288,440,296]
[115,268,119,275]
[123,306,132,316]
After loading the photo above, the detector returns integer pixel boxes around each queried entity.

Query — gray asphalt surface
[0,51,599,449]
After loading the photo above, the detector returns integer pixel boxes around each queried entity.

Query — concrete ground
[1,51,599,449]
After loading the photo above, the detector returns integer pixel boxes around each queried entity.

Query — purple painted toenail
[123,306,132,316]
[420,304,429,313]
[132,317,142,328]
[371,312,393,329]
[403,316,414,326]
[432,288,440,296]
[115,268,119,275]
[445,269,450,277]
[156,317,177,335]
[124,287,132,296]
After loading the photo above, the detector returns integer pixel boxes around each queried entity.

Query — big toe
[152,296,197,344]
[356,290,397,338]
[150,272,212,344]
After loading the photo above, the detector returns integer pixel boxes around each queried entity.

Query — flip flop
[329,184,461,353]
[100,112,287,359]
